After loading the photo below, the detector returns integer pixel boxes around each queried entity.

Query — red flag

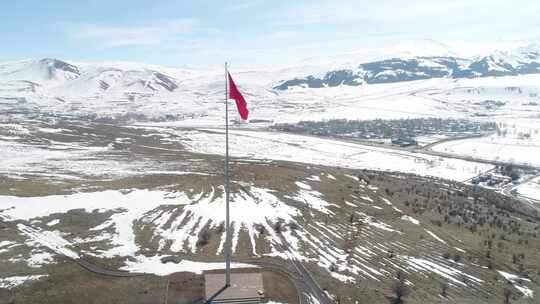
[228,72,249,120]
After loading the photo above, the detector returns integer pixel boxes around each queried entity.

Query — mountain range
[274,44,540,89]
[1,43,540,123]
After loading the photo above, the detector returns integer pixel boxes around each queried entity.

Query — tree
[440,281,449,298]
[254,224,266,235]
[388,271,410,304]
[216,223,225,234]
[196,230,210,248]
[503,287,512,304]
[509,171,520,181]
[329,263,337,272]
[273,221,283,234]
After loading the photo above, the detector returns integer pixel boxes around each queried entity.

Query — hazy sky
[1,0,539,67]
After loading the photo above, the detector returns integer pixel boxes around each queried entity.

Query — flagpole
[224,62,231,287]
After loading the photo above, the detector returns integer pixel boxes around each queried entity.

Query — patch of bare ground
[0,261,165,304]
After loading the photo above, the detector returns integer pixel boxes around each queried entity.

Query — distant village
[272,118,498,147]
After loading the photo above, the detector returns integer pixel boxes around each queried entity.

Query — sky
[1,0,539,68]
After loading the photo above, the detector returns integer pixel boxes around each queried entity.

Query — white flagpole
[224,62,231,287]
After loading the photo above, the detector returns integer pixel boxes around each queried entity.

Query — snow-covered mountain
[55,67,179,98]
[2,44,539,95]
[274,44,540,89]
[1,43,540,125]
[0,58,180,95]
[0,58,80,84]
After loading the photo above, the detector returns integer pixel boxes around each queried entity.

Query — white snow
[46,219,60,226]
[27,251,55,268]
[345,201,357,207]
[288,187,336,215]
[0,186,300,259]
[454,247,466,253]
[498,270,534,298]
[307,175,321,182]
[0,189,170,221]
[0,275,47,289]
[0,190,180,257]
[360,196,374,203]
[156,186,299,254]
[0,139,134,179]
[307,293,321,304]
[516,176,540,202]
[16,223,80,259]
[179,129,492,182]
[296,181,311,190]
[425,229,447,244]
[514,285,534,298]
[356,211,400,233]
[0,241,15,248]
[121,255,256,275]
[401,215,420,225]
[406,257,482,286]
[498,270,529,282]
[431,133,540,167]
[1,50,540,296]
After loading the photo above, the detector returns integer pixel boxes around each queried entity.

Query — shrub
[273,221,283,234]
[196,230,210,248]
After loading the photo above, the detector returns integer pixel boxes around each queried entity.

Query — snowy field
[2,57,540,183]
[174,128,492,182]
[2,56,540,130]
[1,51,540,301]
[430,132,540,167]
[516,176,540,202]
[1,175,536,299]
[0,183,487,284]
[0,189,259,275]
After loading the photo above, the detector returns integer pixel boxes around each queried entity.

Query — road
[74,252,328,304]
[194,127,540,172]
[501,174,540,206]
[326,133,540,172]
[73,256,147,277]
[0,212,326,304]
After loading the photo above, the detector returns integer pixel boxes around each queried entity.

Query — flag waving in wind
[228,73,249,120]
[223,66,248,287]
